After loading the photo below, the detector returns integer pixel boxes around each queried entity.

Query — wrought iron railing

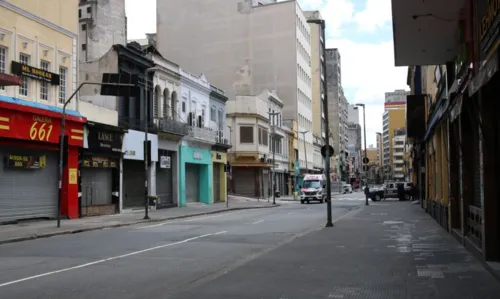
[187,126,217,144]
[118,117,158,133]
[158,117,189,136]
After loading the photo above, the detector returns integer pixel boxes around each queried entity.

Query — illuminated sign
[5,154,46,169]
[11,61,60,85]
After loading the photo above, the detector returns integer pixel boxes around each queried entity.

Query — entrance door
[0,148,58,222]
[81,167,113,216]
[123,160,145,208]
[156,154,174,207]
[213,164,221,202]
[185,163,200,202]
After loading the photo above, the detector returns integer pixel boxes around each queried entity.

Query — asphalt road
[0,199,362,299]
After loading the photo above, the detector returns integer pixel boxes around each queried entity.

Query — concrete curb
[0,204,280,246]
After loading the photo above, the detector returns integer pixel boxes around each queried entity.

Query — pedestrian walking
[397,183,405,201]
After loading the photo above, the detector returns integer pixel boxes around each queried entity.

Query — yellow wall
[367,148,377,165]
[212,151,228,202]
[0,1,77,109]
[387,108,406,174]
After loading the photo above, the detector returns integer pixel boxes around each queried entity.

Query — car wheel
[300,200,304,204]
[375,194,381,201]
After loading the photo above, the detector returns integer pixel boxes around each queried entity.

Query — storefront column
[148,160,157,196]
[62,147,80,219]
[119,157,124,213]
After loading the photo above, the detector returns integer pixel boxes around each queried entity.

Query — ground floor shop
[179,144,212,206]
[0,96,85,222]
[212,151,228,202]
[156,134,180,208]
[121,129,158,209]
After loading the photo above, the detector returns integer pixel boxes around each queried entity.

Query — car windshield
[303,180,321,188]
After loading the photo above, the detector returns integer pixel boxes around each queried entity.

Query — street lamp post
[356,103,368,206]
[268,111,280,205]
[57,81,135,228]
[226,124,233,208]
[299,130,309,172]
[143,67,159,220]
[307,18,333,227]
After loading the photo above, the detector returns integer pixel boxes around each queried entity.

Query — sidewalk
[0,200,277,246]
[180,200,500,298]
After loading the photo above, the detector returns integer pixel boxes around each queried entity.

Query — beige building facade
[157,0,314,171]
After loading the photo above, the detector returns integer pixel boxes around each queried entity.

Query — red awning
[0,73,22,86]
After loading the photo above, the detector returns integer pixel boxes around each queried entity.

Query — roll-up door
[81,167,113,208]
[233,167,256,197]
[185,163,200,202]
[123,160,145,208]
[213,164,221,202]
[0,147,58,222]
[156,154,174,207]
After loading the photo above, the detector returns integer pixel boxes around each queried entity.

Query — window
[19,53,30,96]
[40,60,50,101]
[59,67,67,104]
[182,101,186,112]
[240,126,253,143]
[218,110,223,128]
[87,6,92,13]
[82,44,87,51]
[78,9,82,18]
[0,46,6,91]
[210,106,216,121]
[81,24,86,31]
[258,127,268,146]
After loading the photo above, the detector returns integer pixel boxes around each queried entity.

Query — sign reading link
[29,115,54,142]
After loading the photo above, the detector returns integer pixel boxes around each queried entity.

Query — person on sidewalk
[397,183,405,201]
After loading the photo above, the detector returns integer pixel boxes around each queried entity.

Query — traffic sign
[321,145,334,158]
[362,157,369,164]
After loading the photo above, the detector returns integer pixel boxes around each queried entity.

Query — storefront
[122,129,158,209]
[0,95,85,223]
[179,144,212,206]
[212,151,228,202]
[230,154,272,199]
[80,122,125,216]
[156,133,180,208]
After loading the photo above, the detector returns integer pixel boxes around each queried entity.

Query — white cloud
[326,38,408,145]
[353,0,392,32]
[297,0,324,10]
[125,0,156,39]
[318,0,355,37]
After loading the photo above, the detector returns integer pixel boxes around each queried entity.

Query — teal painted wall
[178,145,213,207]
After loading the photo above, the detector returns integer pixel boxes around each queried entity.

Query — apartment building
[78,0,127,62]
[156,0,314,171]
[392,131,406,180]
[376,132,383,167]
[0,0,83,221]
[304,10,326,172]
[382,93,407,180]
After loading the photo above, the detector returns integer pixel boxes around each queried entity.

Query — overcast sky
[125,0,408,146]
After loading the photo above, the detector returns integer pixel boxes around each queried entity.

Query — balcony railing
[187,126,217,144]
[118,117,158,133]
[157,117,189,136]
[215,131,231,147]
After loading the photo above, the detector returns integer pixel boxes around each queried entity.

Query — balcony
[187,126,217,144]
[214,130,232,149]
[118,116,158,133]
[157,117,189,136]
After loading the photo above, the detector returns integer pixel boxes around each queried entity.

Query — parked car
[343,184,353,194]
[369,182,414,201]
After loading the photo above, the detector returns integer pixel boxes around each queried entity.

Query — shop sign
[4,153,46,169]
[211,151,227,163]
[11,61,60,85]
[193,152,203,160]
[83,156,118,168]
[160,156,171,169]
[122,129,158,161]
[478,0,500,62]
[87,128,123,153]
[0,108,84,147]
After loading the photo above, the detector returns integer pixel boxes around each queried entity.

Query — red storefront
[0,97,86,223]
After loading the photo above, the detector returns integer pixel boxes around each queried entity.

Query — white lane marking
[287,212,294,215]
[0,231,224,288]
[136,210,246,229]
[252,220,264,225]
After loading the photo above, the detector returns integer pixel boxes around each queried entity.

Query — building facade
[226,90,277,198]
[156,0,314,172]
[0,0,86,222]
[391,130,406,180]
[382,99,406,180]
[178,70,216,206]
[78,0,127,62]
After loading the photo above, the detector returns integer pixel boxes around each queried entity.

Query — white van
[300,174,327,204]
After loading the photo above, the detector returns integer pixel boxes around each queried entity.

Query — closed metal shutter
[233,167,255,197]
[123,160,145,208]
[0,147,58,222]
[213,164,221,202]
[185,163,200,202]
[156,155,174,207]
[81,168,113,207]
[262,169,269,198]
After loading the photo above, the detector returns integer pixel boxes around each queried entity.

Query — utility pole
[307,18,333,227]
[226,125,233,208]
[356,103,368,206]
[268,111,280,205]
[143,67,159,220]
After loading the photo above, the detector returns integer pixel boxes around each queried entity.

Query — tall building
[304,10,327,172]
[78,0,127,62]
[156,0,314,171]
[347,105,361,178]
[376,132,383,167]
[392,129,407,180]
[0,0,83,222]
[348,104,360,124]
[382,90,408,180]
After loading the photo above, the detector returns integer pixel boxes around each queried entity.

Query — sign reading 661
[29,115,54,142]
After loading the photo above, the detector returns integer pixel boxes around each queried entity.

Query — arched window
[171,91,178,121]
[153,86,161,118]
[163,88,170,118]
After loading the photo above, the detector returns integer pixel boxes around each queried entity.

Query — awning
[0,73,22,86]
[423,97,450,142]
[468,51,499,97]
